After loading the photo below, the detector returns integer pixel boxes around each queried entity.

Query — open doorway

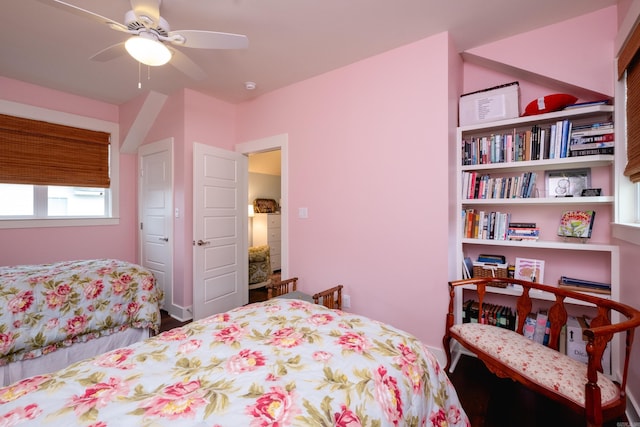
[248,149,281,269]
[247,150,281,303]
[236,134,288,303]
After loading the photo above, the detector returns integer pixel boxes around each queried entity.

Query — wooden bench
[266,277,343,310]
[443,277,640,427]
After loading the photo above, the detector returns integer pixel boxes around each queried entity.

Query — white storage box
[566,315,611,375]
[459,81,520,126]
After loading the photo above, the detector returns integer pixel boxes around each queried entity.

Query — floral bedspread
[0,259,162,365]
[0,299,469,426]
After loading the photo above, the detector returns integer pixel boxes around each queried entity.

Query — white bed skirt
[0,327,150,386]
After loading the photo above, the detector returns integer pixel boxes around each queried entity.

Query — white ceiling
[1,0,618,105]
[249,150,281,176]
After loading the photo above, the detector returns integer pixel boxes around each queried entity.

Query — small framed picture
[545,168,591,197]
[581,188,602,197]
[514,257,545,283]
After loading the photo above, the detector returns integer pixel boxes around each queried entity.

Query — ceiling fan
[39,0,249,80]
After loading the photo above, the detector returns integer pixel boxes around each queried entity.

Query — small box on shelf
[459,82,520,127]
[472,262,509,287]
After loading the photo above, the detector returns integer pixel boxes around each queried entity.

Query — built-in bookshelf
[453,104,620,378]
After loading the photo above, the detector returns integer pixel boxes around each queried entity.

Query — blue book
[560,120,571,158]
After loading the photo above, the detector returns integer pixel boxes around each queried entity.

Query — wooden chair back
[266,277,298,299]
[313,285,343,310]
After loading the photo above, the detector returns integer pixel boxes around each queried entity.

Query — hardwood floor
[449,354,628,427]
[159,286,271,333]
[159,310,191,333]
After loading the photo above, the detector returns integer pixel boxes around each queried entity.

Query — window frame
[612,6,640,245]
[0,100,120,229]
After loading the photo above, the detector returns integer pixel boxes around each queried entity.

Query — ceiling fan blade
[89,42,126,62]
[168,48,207,81]
[167,30,249,50]
[130,0,161,27]
[36,0,129,32]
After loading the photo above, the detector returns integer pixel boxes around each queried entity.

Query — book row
[462,209,511,240]
[462,171,537,200]
[461,120,613,166]
[462,300,517,330]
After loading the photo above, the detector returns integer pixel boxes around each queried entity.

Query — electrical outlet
[342,294,351,308]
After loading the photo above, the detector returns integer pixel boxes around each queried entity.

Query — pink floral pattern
[0,299,469,426]
[451,323,620,406]
[0,259,162,365]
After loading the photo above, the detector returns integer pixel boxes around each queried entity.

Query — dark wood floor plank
[449,354,626,427]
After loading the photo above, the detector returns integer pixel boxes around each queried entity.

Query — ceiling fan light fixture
[125,34,171,66]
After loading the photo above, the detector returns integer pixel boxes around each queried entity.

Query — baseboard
[165,304,193,322]
[426,344,447,369]
[627,390,640,424]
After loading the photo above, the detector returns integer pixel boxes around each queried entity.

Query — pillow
[522,94,578,116]
[249,245,271,285]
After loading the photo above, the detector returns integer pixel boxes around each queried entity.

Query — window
[0,100,119,228]
[0,184,108,217]
[619,19,640,185]
[612,12,640,243]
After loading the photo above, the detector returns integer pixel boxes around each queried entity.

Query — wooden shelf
[461,155,613,173]
[462,196,613,206]
[461,238,616,252]
[459,284,607,306]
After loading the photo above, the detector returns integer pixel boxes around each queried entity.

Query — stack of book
[507,222,539,241]
[569,121,614,157]
[557,276,611,295]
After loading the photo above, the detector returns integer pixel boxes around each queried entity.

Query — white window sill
[612,223,640,246]
[0,218,120,229]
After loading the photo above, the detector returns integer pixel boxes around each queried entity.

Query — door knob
[159,237,169,242]
[196,240,210,246]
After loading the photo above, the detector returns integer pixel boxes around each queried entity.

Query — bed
[0,259,162,386]
[0,298,469,426]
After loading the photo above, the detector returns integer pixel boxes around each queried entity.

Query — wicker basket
[472,262,508,287]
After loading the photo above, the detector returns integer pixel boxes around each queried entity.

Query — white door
[193,142,248,320]
[138,139,174,312]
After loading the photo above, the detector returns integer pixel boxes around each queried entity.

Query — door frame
[138,138,175,316]
[236,134,289,279]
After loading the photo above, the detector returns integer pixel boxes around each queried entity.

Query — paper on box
[566,315,611,375]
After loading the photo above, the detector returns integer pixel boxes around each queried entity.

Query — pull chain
[137,63,153,89]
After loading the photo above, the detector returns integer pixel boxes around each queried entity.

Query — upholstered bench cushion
[274,290,314,303]
[450,323,619,407]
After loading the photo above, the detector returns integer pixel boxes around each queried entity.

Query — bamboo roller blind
[620,22,640,183]
[0,113,111,188]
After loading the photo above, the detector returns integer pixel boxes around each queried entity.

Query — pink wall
[236,33,459,346]
[466,6,617,97]
[616,238,640,405]
[0,76,118,122]
[139,89,237,308]
[0,78,139,266]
